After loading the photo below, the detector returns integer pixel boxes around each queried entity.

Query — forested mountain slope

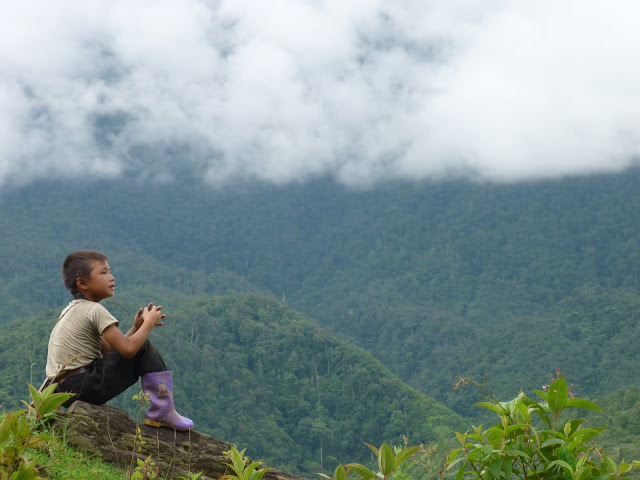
[0,293,466,476]
[587,384,640,463]
[1,169,639,417]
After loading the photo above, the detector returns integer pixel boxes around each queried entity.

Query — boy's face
[78,259,115,302]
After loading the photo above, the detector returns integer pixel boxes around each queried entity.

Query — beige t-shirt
[46,299,119,379]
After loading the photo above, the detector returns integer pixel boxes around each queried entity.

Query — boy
[45,250,193,431]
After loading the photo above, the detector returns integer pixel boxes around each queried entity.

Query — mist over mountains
[2,1,640,189]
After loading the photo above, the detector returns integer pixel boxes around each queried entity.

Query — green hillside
[1,169,640,420]
[0,293,465,476]
[585,385,640,464]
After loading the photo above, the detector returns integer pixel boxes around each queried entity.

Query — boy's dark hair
[62,250,108,297]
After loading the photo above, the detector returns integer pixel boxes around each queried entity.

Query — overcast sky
[1,0,639,189]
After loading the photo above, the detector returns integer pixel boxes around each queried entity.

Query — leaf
[378,444,395,476]
[506,423,530,434]
[489,459,501,479]
[332,465,348,480]
[223,446,251,478]
[533,389,548,402]
[393,445,419,469]
[574,465,591,480]
[498,391,525,412]
[618,462,631,476]
[547,377,569,413]
[503,459,513,478]
[250,466,272,480]
[454,463,466,480]
[37,393,73,416]
[0,413,13,444]
[509,449,532,461]
[567,427,607,451]
[556,445,577,472]
[600,456,617,475]
[564,419,585,436]
[514,402,532,422]
[344,463,376,479]
[542,429,567,440]
[16,415,30,441]
[364,443,379,457]
[547,459,574,474]
[564,398,605,412]
[446,456,466,470]
[447,448,462,462]
[25,437,42,449]
[486,428,506,449]
[529,402,552,428]
[475,402,509,416]
[10,462,39,480]
[40,383,59,397]
[27,384,41,411]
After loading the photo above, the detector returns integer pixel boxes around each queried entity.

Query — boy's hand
[142,303,165,327]
[133,308,144,330]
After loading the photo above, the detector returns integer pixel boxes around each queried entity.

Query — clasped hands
[134,303,166,330]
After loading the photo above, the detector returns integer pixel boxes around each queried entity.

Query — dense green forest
[588,385,640,463]
[1,170,640,472]
[0,293,465,475]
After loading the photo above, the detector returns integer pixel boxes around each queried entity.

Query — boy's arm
[101,303,165,359]
[101,337,112,353]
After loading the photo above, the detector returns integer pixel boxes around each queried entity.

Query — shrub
[321,371,640,480]
[447,371,640,479]
[0,383,72,480]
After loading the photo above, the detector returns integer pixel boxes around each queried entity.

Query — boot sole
[144,418,192,431]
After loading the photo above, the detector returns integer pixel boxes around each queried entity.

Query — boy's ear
[76,277,88,291]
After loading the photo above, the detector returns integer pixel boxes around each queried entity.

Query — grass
[26,428,126,480]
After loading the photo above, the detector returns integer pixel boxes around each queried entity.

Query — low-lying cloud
[1,0,639,189]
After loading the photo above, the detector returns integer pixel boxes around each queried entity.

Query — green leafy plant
[0,382,73,480]
[447,371,640,480]
[318,443,421,480]
[131,391,151,453]
[126,391,161,480]
[221,446,272,480]
[391,442,446,480]
[130,455,158,480]
[177,471,203,480]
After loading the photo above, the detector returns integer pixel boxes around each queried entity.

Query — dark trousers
[55,340,167,407]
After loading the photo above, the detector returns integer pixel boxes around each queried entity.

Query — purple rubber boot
[142,371,194,431]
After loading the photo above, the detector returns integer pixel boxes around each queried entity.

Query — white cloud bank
[1,0,639,188]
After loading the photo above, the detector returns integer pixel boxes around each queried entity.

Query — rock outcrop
[56,401,308,480]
